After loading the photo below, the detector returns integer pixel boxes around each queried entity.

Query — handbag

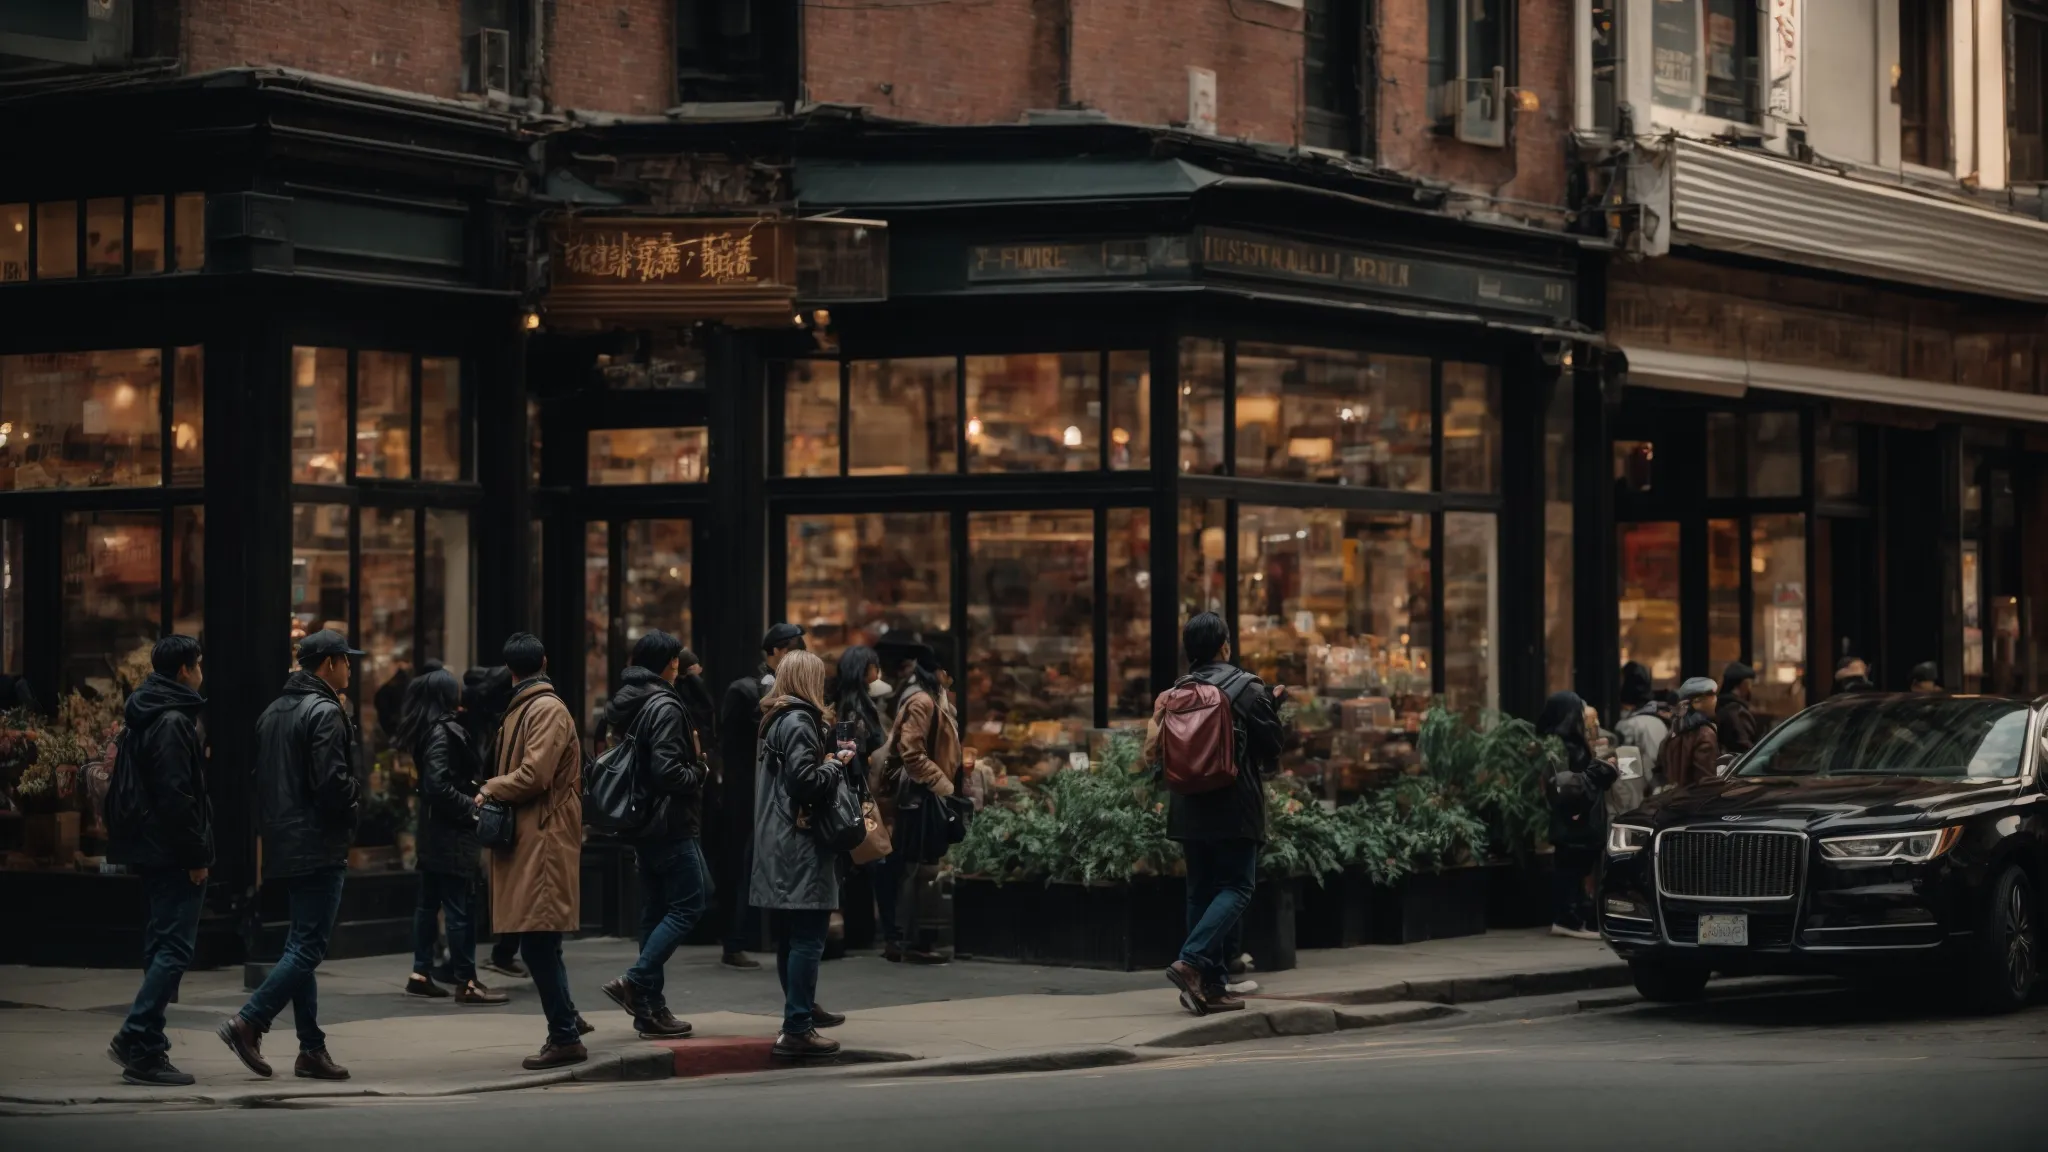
[476,799,517,851]
[849,796,892,865]
[894,768,972,865]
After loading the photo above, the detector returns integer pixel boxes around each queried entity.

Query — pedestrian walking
[475,633,588,1070]
[752,649,854,1060]
[400,667,507,1005]
[715,622,807,970]
[1147,612,1284,1017]
[1538,691,1617,940]
[1833,655,1875,695]
[876,633,962,963]
[217,630,363,1082]
[1613,661,1669,771]
[1717,662,1762,754]
[1910,662,1942,692]
[105,635,212,1086]
[830,646,900,958]
[598,630,709,1040]
[1657,676,1723,792]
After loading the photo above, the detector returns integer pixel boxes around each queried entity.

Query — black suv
[1601,693,2044,1012]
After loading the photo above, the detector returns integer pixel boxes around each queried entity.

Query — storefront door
[581,516,699,736]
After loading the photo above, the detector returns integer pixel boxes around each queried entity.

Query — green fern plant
[1416,704,1559,862]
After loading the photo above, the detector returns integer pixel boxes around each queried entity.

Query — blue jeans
[770,909,830,1035]
[411,870,476,984]
[629,837,709,1005]
[1179,839,1257,989]
[238,867,346,1053]
[520,931,581,1047]
[1552,852,1594,931]
[118,868,207,1058]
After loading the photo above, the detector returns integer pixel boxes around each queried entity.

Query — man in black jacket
[713,622,805,970]
[1145,613,1285,1018]
[218,630,363,1083]
[106,635,212,1086]
[1716,662,1762,754]
[600,630,707,1038]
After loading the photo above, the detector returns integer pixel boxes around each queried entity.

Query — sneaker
[1225,978,1260,995]
[121,1054,197,1087]
[770,1030,841,1060]
[635,1007,693,1039]
[810,1005,846,1029]
[720,951,763,971]
[406,973,450,999]
[601,976,643,1019]
[483,956,530,980]
[1226,953,1254,977]
[454,980,510,1006]
[1164,960,1208,1017]
[216,1015,273,1079]
[1551,923,1602,941]
[522,1042,588,1071]
[293,1048,350,1081]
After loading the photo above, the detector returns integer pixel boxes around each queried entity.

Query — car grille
[1657,830,1802,899]
[1665,911,1796,948]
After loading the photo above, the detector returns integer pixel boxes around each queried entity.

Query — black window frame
[0,192,205,285]
[1304,0,1373,155]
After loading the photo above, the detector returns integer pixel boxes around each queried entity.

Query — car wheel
[1968,866,2038,1014]
[1629,956,1710,1002]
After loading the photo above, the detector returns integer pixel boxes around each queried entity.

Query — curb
[1124,999,1459,1050]
[829,1044,1147,1079]
[1298,962,1636,1008]
[652,1036,916,1078]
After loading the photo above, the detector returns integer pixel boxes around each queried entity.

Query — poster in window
[1770,582,1805,666]
[1652,0,1700,109]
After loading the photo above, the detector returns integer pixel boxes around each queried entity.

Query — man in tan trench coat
[476,633,585,1070]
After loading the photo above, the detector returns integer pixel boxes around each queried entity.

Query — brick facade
[802,0,1060,124]
[182,0,466,99]
[549,0,674,115]
[1067,0,1302,144]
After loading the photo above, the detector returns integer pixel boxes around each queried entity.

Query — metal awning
[1669,138,2048,304]
[1621,345,2048,424]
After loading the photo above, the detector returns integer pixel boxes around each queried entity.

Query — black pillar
[474,315,531,659]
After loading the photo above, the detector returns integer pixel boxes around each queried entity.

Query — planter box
[954,874,1297,973]
[1295,866,1372,950]
[1367,866,1489,945]
[23,812,78,862]
[1485,853,1555,930]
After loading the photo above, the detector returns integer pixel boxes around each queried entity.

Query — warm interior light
[1111,426,1131,446]
[1062,425,1083,447]
[966,418,984,437]
[812,309,831,327]
[522,312,541,331]
[792,313,805,327]
[111,384,137,410]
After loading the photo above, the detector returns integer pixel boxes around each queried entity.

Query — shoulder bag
[478,699,541,852]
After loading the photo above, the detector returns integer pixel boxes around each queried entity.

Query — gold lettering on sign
[1347,255,1411,288]
[698,230,757,284]
[559,225,763,285]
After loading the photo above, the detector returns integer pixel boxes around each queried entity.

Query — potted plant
[1347,775,1492,944]
[1415,706,1562,929]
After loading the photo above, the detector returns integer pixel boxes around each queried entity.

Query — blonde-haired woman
[751,649,853,1060]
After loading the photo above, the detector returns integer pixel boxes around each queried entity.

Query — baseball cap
[1721,661,1755,688]
[761,622,806,652]
[1677,676,1718,701]
[298,629,364,662]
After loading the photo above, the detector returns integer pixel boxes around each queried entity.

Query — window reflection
[0,349,163,491]
[624,519,692,652]
[172,507,205,642]
[1235,345,1430,490]
[0,204,25,282]
[85,198,124,276]
[1706,413,1742,498]
[291,348,347,484]
[172,347,203,485]
[965,353,1097,472]
[1750,412,1802,497]
[587,427,707,485]
[966,510,1094,776]
[356,351,413,480]
[785,512,950,652]
[423,509,472,668]
[420,357,462,481]
[1178,498,1227,627]
[584,522,610,733]
[1177,339,1225,475]
[290,504,351,670]
[1708,518,1741,672]
[1817,420,1862,500]
[1108,507,1151,724]
[849,358,956,475]
[173,193,204,272]
[1443,511,1497,718]
[1618,521,1681,688]
[781,361,840,477]
[132,196,165,274]
[1751,513,1806,723]
[37,201,77,279]
[1237,506,1432,800]
[359,507,416,767]
[1108,351,1150,470]
[1544,380,1574,696]
[61,511,161,693]
[1441,362,1499,493]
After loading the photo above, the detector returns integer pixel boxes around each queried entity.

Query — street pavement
[3,982,2042,1151]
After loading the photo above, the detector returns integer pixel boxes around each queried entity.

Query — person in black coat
[1539,691,1619,940]
[400,667,507,1005]
[106,635,212,1086]
[1146,613,1285,1018]
[599,630,708,1039]
[713,622,806,970]
[219,630,364,1083]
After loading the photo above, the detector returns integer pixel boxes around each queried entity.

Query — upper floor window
[676,0,797,105]
[461,0,526,98]
[1899,0,1951,170]
[2014,1,2048,183]
[0,347,205,491]
[1304,0,1370,154]
[1651,0,1760,125]
[1428,0,1515,146]
[0,194,203,283]
[291,347,469,485]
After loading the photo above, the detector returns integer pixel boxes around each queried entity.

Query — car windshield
[1736,697,2032,780]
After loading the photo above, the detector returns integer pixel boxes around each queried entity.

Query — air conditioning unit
[470,28,512,97]
[1454,66,1507,148]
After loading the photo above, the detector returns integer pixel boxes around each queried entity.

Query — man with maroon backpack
[1145,612,1285,1016]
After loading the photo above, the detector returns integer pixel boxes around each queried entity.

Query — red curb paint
[655,1036,779,1078]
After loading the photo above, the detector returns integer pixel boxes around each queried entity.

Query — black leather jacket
[749,700,842,911]
[413,715,482,876]
[608,666,706,841]
[254,670,361,879]
[107,673,213,872]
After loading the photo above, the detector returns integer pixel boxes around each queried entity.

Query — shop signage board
[545,216,886,323]
[963,229,1574,322]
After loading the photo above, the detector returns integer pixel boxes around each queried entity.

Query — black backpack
[103,729,145,843]
[582,702,664,838]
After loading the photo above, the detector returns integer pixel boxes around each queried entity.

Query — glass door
[582,517,697,739]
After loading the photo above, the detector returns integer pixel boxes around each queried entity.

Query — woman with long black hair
[1537,691,1618,941]
[829,646,896,956]
[401,667,508,1004]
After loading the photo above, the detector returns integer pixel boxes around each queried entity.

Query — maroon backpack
[1154,671,1249,796]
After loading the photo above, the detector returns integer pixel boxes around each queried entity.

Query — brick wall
[550,0,674,115]
[182,0,466,98]
[1373,0,1573,224]
[803,0,1059,124]
[1068,0,1302,143]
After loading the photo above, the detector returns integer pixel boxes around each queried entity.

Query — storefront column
[1573,357,1620,718]
[473,317,531,656]
[703,326,767,687]
[1500,348,1552,719]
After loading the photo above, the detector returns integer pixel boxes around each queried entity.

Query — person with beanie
[1716,662,1762,754]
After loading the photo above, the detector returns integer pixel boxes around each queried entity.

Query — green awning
[794,157,1224,209]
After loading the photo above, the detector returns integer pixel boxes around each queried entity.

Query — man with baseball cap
[218,630,363,1082]
[1655,676,1723,792]
[1716,662,1761,754]
[712,623,806,970]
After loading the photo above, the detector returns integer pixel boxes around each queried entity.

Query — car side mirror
[1714,753,1736,779]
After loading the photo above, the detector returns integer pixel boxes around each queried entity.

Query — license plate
[1698,914,1748,946]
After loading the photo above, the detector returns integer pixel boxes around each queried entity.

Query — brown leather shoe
[600,976,642,1018]
[810,1005,846,1029]
[1202,990,1247,1013]
[405,973,450,999]
[1164,960,1208,1017]
[635,1007,693,1039]
[454,980,510,1006]
[771,1030,841,1060]
[522,1042,588,1070]
[575,1015,595,1036]
[294,1048,350,1080]
[216,1015,273,1078]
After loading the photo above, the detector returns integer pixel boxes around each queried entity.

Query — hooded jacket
[1538,691,1619,856]
[749,699,842,911]
[607,665,705,841]
[253,669,361,879]
[413,715,482,876]
[106,672,213,872]
[1658,707,1722,792]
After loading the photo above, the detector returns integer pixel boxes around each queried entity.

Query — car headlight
[1607,823,1653,855]
[1818,826,1962,864]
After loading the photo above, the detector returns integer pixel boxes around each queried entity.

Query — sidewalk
[0,930,1624,1109]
